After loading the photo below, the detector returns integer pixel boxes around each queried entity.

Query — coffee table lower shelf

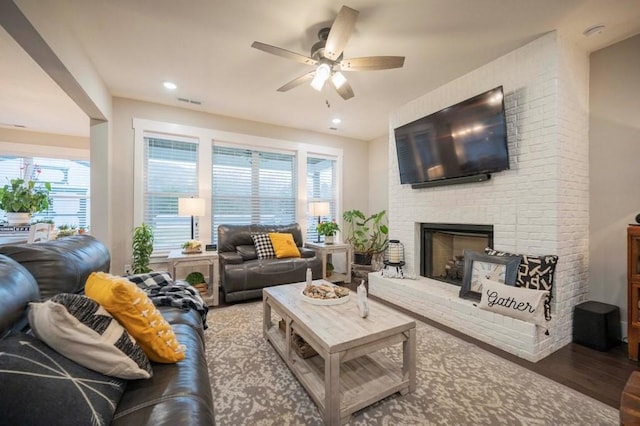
[265,320,411,424]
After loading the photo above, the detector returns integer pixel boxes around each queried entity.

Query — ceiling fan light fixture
[331,72,347,89]
[310,74,326,91]
[310,63,331,91]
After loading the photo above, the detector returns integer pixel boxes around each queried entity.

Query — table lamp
[309,201,330,243]
[178,197,206,240]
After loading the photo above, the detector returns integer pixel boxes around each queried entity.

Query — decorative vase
[325,235,335,244]
[5,212,31,226]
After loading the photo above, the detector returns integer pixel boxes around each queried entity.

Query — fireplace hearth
[420,223,493,286]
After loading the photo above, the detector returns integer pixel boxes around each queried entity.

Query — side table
[304,241,352,284]
[167,249,219,306]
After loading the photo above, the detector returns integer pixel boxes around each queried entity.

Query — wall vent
[177,97,202,105]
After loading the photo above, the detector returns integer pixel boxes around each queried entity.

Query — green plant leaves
[132,223,154,274]
[342,209,388,255]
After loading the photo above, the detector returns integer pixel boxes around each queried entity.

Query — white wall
[110,97,370,274]
[589,34,640,331]
[368,134,389,215]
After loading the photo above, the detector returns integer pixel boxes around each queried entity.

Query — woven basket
[278,320,318,359]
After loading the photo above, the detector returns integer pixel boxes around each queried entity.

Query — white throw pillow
[478,278,549,326]
[29,294,152,379]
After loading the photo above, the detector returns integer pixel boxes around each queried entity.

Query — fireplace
[420,223,493,286]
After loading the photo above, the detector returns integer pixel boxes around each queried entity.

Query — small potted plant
[185,271,207,296]
[326,262,335,278]
[0,178,52,225]
[182,239,202,254]
[317,220,340,244]
[56,224,77,238]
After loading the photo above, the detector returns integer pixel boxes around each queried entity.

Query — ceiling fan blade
[251,41,317,66]
[324,5,359,61]
[340,56,405,71]
[277,71,316,92]
[332,78,354,100]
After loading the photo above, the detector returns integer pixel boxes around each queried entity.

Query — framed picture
[459,251,521,301]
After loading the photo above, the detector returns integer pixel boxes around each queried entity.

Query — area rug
[204,302,618,425]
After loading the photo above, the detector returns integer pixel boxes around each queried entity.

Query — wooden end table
[305,241,352,283]
[167,249,219,306]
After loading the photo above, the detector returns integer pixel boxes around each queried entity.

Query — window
[211,145,296,243]
[306,156,337,242]
[134,119,343,254]
[0,155,90,228]
[143,135,198,252]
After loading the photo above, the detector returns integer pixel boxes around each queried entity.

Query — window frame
[0,141,90,227]
[133,119,343,255]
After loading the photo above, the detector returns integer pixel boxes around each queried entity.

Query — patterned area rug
[204,302,618,425]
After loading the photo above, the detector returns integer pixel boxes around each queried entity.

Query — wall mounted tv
[393,86,509,189]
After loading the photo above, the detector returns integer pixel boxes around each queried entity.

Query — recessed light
[163,81,177,90]
[583,25,605,37]
[332,118,342,125]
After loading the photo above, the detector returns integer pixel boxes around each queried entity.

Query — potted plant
[326,262,335,278]
[132,223,154,274]
[317,220,340,244]
[0,178,52,224]
[185,271,207,296]
[56,224,77,238]
[342,209,389,265]
[182,239,202,254]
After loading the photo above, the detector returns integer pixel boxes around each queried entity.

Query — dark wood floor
[214,286,638,409]
[386,301,636,409]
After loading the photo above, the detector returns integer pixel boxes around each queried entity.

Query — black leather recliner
[218,223,322,303]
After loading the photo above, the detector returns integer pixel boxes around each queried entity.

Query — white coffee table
[263,281,416,425]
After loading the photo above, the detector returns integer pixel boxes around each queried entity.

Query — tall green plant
[342,209,389,255]
[132,223,154,274]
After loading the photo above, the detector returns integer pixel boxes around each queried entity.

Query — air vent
[329,127,338,131]
[177,97,202,105]
[0,122,26,128]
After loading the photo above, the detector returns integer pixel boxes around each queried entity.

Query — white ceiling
[1,0,640,141]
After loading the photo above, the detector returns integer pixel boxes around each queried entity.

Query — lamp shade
[309,202,330,217]
[178,197,205,217]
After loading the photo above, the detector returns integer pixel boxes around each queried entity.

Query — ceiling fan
[251,5,405,100]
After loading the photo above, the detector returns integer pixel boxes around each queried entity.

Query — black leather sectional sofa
[218,223,322,302]
[0,235,214,425]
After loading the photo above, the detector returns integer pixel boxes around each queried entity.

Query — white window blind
[0,155,90,228]
[211,145,296,243]
[143,136,198,252]
[306,156,337,242]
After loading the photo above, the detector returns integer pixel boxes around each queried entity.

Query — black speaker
[573,301,621,351]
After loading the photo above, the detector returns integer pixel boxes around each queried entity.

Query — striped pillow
[29,293,152,379]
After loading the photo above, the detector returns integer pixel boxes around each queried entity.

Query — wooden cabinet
[628,225,640,360]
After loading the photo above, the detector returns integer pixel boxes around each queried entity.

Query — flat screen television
[393,86,509,188]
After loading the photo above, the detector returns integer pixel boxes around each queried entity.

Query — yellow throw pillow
[268,232,301,258]
[85,272,185,363]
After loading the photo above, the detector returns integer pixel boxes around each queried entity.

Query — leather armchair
[218,223,322,302]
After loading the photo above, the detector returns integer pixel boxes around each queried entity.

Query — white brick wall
[374,32,589,361]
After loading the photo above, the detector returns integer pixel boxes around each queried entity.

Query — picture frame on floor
[459,251,521,301]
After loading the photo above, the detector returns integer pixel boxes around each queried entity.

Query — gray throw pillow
[0,331,126,426]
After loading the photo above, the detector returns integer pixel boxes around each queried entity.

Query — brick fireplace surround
[370,32,589,362]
